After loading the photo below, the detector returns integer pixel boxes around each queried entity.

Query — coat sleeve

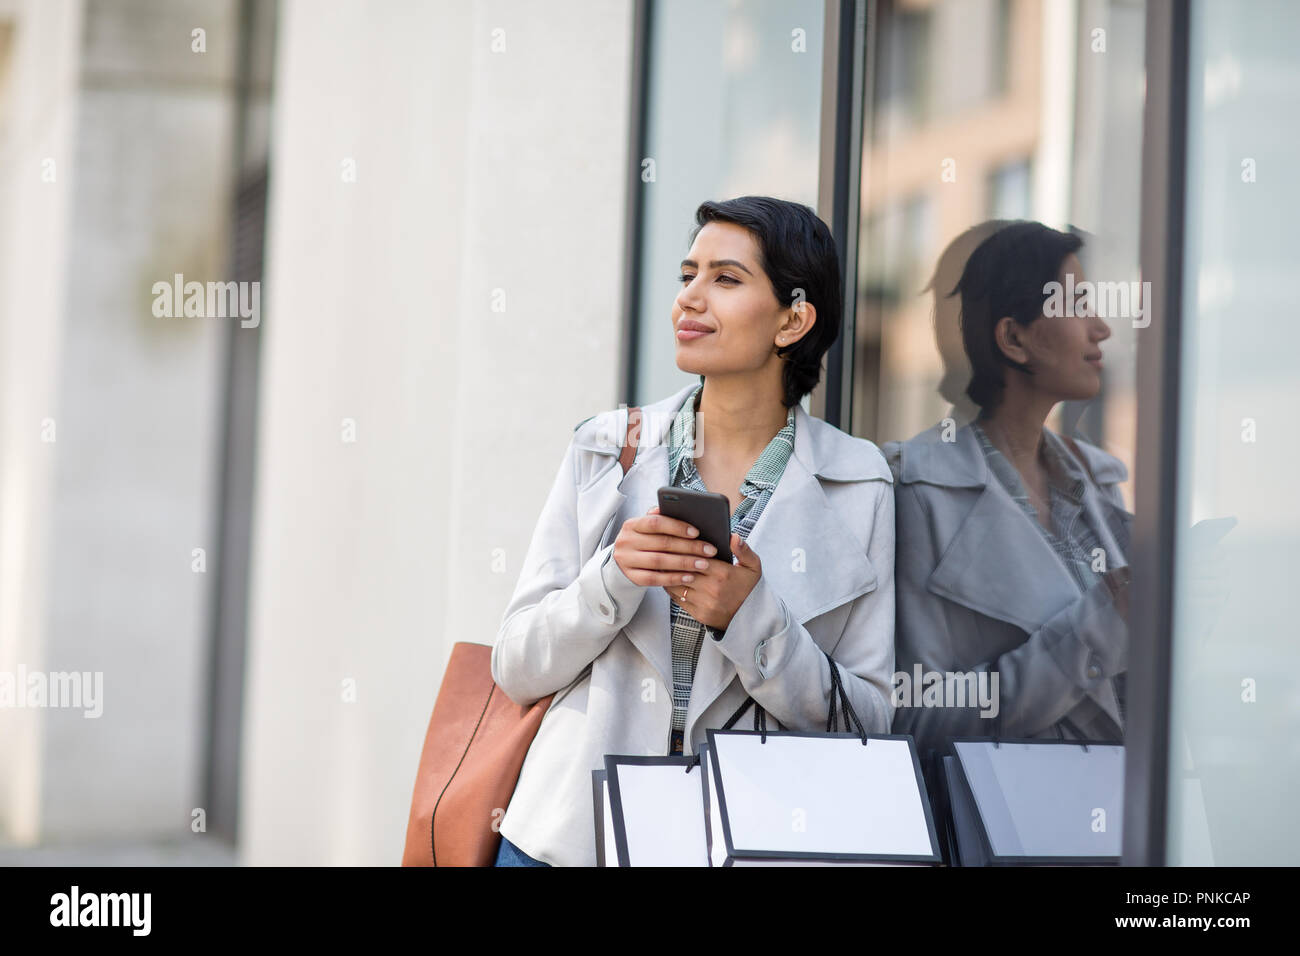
[891,480,1127,754]
[490,434,647,706]
[711,478,896,735]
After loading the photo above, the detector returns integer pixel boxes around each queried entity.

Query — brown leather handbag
[401,407,641,866]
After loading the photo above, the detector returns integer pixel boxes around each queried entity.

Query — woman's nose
[1091,313,1112,341]
[676,277,705,311]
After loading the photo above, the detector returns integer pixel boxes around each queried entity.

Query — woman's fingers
[622,565,702,588]
[624,523,718,558]
[648,570,701,587]
[630,512,700,542]
[620,545,713,574]
[627,532,717,558]
[611,510,722,586]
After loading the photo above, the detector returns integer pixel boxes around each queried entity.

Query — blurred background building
[0,0,1296,865]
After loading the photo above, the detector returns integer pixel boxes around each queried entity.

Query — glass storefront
[853,0,1145,506]
[628,0,1299,866]
[1165,0,1300,866]
[632,0,826,406]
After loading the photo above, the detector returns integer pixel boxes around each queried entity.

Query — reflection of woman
[924,219,1009,428]
[491,197,896,866]
[884,222,1133,759]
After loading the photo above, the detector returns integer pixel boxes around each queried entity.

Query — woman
[490,196,896,866]
[884,221,1133,760]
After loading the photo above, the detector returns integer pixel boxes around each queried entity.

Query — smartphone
[656,486,733,564]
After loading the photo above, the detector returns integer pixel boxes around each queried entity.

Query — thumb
[732,533,760,569]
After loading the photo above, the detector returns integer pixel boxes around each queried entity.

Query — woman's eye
[677,273,737,285]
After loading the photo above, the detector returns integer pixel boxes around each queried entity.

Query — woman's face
[671,221,808,378]
[1005,252,1112,403]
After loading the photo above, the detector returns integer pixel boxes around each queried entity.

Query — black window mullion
[1122,0,1191,868]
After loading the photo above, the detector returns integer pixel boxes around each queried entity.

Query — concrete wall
[240,0,635,864]
[0,0,244,844]
[0,0,85,843]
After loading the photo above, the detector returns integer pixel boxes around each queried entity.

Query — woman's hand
[612,506,762,630]
[653,507,763,632]
[611,505,721,588]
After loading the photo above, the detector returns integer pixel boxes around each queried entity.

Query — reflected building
[853,0,1144,511]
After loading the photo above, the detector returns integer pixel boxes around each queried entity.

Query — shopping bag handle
[719,652,868,745]
[825,652,869,744]
[721,694,784,743]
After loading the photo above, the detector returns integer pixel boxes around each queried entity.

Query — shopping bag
[700,652,941,865]
[597,754,709,866]
[945,738,1123,865]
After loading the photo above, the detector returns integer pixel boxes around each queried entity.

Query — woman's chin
[1067,380,1103,403]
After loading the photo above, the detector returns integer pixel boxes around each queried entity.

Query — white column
[241,0,635,864]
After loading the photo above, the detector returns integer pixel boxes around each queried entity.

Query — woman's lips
[676,329,713,341]
[1086,355,1103,369]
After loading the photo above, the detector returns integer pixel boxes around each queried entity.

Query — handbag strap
[619,407,642,475]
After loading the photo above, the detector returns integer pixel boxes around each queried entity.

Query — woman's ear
[993,315,1029,365]
[777,301,817,347]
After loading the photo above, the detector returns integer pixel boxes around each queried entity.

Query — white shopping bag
[591,769,619,867]
[699,652,940,866]
[945,738,1124,865]
[599,754,709,867]
[701,732,939,865]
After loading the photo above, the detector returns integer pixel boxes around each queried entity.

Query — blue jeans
[494,834,550,867]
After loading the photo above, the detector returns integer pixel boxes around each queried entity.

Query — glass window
[856,0,1148,773]
[1165,0,1300,866]
[853,0,1146,511]
[632,0,825,406]
[987,158,1031,220]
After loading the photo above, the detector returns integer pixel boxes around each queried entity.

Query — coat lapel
[684,402,886,737]
[903,424,1084,633]
[927,480,1081,634]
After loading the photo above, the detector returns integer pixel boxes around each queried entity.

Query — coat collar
[573,381,891,731]
[575,381,893,483]
[892,417,1130,489]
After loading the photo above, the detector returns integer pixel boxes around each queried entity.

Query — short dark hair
[690,196,842,408]
[953,221,1084,411]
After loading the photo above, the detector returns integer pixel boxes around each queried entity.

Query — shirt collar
[668,384,797,493]
[971,419,1085,504]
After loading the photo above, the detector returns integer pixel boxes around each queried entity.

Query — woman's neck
[977,394,1055,474]
[694,378,788,465]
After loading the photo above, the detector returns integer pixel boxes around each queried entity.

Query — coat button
[599,604,611,616]
[1086,663,1101,679]
[758,653,768,669]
